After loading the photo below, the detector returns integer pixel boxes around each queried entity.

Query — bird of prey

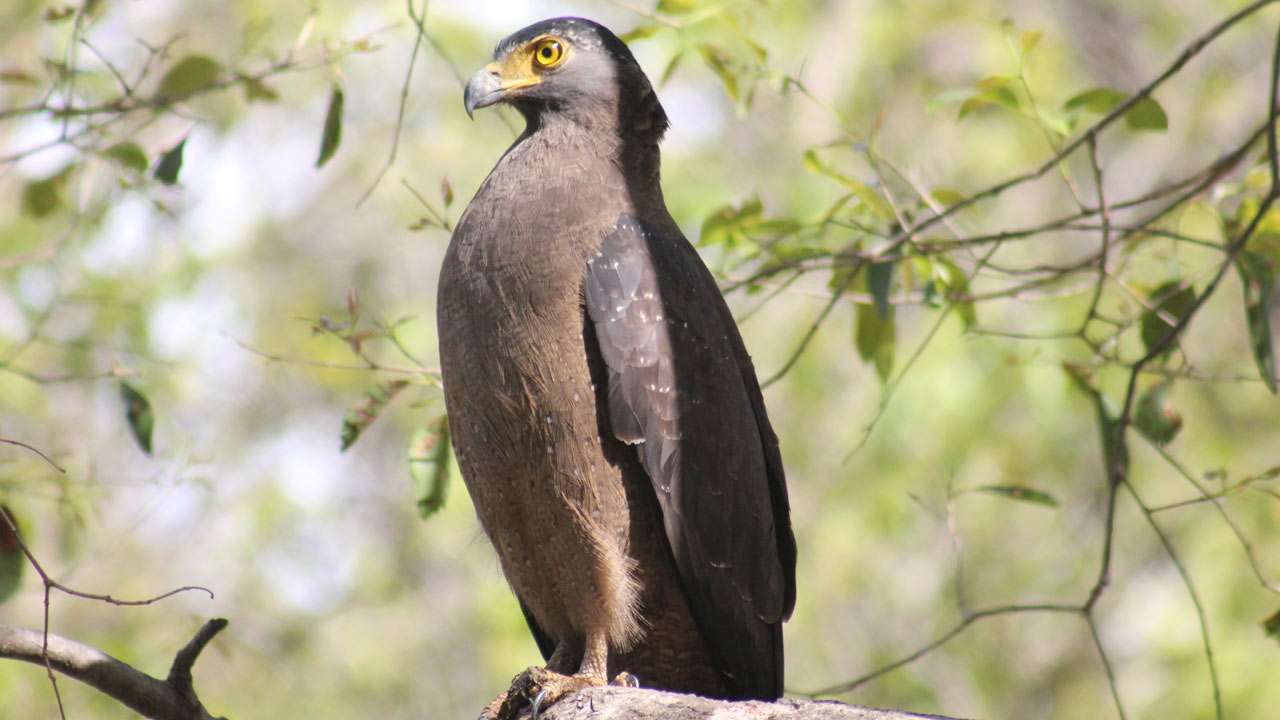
[437,17,796,718]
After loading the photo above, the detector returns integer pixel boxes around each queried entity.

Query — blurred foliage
[2,1,1279,719]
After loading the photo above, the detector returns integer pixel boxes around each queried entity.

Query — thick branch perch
[536,687,964,720]
[0,620,227,720]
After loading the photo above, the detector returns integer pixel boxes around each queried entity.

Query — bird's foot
[485,666,606,720]
[610,671,640,688]
[478,691,508,720]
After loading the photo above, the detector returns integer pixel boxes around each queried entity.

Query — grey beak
[464,68,504,119]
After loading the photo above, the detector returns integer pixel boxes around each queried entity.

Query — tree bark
[537,686,964,720]
[0,620,226,720]
[1,621,966,720]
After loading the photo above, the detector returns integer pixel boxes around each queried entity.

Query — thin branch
[228,335,437,376]
[1118,11,1280,431]
[602,0,686,29]
[1085,613,1128,720]
[0,510,213,609]
[878,0,1280,258]
[0,506,214,719]
[357,0,431,207]
[1080,135,1112,333]
[801,604,1080,697]
[0,438,67,474]
[1124,482,1222,719]
[1145,441,1280,594]
[0,621,228,720]
[844,304,953,460]
[760,260,860,388]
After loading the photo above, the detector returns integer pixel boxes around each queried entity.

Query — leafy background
[1,1,1278,719]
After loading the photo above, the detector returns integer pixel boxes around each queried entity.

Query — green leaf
[1125,97,1168,132]
[1237,251,1277,393]
[827,262,859,295]
[975,76,1020,110]
[698,197,764,256]
[974,484,1059,508]
[1179,200,1225,243]
[1020,30,1043,55]
[856,301,895,383]
[240,75,279,102]
[316,84,344,168]
[104,142,148,173]
[0,505,23,604]
[1264,607,1280,643]
[1063,87,1127,114]
[44,5,75,23]
[957,97,986,120]
[121,381,155,454]
[157,55,222,100]
[744,37,769,63]
[1064,364,1129,486]
[1140,281,1197,358]
[440,177,454,208]
[927,88,978,115]
[657,0,698,14]
[408,416,452,519]
[698,44,739,103]
[930,187,966,207]
[340,380,409,451]
[619,24,660,43]
[154,137,186,185]
[933,258,977,328]
[0,69,37,85]
[1063,87,1167,133]
[867,260,894,319]
[658,51,684,87]
[1134,381,1183,445]
[955,76,1022,120]
[20,172,67,218]
[802,150,895,221]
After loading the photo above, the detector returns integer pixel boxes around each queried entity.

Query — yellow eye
[532,38,564,69]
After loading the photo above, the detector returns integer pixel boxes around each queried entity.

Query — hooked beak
[464,66,504,119]
[463,62,542,119]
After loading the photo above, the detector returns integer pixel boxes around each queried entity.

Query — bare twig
[1124,482,1222,719]
[1085,613,1127,720]
[877,0,1280,259]
[0,507,214,718]
[800,603,1080,697]
[228,335,437,377]
[760,260,860,388]
[1146,442,1280,593]
[0,438,67,474]
[0,621,228,720]
[357,0,432,207]
[1080,135,1112,333]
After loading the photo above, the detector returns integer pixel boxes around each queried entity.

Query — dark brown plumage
[437,17,795,716]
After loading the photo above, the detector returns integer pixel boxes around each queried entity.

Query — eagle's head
[463,17,668,140]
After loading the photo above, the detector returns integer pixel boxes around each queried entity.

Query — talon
[531,687,551,720]
[610,671,640,688]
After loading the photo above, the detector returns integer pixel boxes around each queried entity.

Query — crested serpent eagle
[437,16,796,718]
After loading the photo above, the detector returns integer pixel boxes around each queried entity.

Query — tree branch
[0,620,228,720]
[536,686,964,720]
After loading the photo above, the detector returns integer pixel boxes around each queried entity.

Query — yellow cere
[487,35,569,92]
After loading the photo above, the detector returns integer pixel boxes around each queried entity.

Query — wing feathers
[584,214,794,698]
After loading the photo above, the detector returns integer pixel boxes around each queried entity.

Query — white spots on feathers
[585,215,685,494]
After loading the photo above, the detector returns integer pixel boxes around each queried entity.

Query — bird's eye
[532,39,564,69]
